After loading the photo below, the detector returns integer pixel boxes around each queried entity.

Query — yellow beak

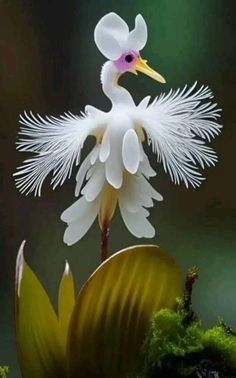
[131,56,166,84]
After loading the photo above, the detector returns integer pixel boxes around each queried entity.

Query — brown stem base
[100,223,109,263]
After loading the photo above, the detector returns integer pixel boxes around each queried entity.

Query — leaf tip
[15,240,26,297]
[64,260,71,276]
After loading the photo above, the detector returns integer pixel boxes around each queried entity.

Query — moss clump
[138,267,236,377]
[139,306,204,377]
[138,296,236,378]
[0,366,9,378]
[203,325,236,369]
[139,307,236,377]
[144,308,203,363]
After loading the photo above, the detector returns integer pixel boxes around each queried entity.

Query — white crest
[94,12,148,60]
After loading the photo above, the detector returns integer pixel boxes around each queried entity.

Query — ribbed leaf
[15,241,66,378]
[58,261,75,348]
[67,245,181,377]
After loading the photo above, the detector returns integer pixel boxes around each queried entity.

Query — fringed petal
[14,112,96,196]
[139,83,222,188]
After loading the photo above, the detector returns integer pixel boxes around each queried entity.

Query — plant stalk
[101,223,109,262]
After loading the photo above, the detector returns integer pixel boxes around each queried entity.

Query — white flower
[14,13,222,245]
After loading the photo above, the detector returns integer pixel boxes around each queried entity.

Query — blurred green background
[0,0,235,376]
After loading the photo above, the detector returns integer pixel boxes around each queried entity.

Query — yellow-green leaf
[15,241,66,378]
[58,261,75,348]
[67,245,182,378]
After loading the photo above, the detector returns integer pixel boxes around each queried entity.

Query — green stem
[101,223,109,263]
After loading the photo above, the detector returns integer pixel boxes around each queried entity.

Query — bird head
[94,12,166,84]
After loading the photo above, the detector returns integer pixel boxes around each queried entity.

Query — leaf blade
[68,244,182,377]
[15,241,66,378]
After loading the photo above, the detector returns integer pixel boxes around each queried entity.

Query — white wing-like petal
[14,111,97,196]
[127,14,147,52]
[94,12,128,60]
[138,83,222,188]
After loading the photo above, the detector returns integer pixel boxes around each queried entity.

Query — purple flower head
[114,50,139,72]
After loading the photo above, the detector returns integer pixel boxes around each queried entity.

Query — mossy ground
[138,268,236,378]
[138,308,236,377]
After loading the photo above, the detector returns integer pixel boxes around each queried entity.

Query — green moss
[0,367,9,378]
[139,307,236,377]
[139,306,204,377]
[145,308,203,364]
[203,325,236,368]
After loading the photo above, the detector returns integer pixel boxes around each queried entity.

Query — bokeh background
[0,0,235,376]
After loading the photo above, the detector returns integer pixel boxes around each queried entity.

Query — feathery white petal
[139,83,222,188]
[14,112,96,196]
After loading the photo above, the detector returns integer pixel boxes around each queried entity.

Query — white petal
[104,120,131,189]
[119,183,142,213]
[99,130,110,162]
[138,96,151,109]
[63,198,100,245]
[75,152,93,197]
[119,204,155,238]
[105,151,123,188]
[127,14,147,51]
[140,175,163,201]
[122,129,140,174]
[140,150,156,178]
[90,145,99,165]
[85,105,104,117]
[61,196,90,223]
[94,13,129,60]
[119,172,161,214]
[81,164,105,201]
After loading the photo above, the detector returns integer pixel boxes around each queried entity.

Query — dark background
[0,1,236,376]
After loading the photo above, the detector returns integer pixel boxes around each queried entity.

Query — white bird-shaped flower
[14,12,222,257]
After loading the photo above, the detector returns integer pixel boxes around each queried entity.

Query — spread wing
[14,111,98,196]
[135,82,222,188]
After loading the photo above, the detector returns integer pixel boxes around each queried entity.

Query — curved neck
[101,61,134,106]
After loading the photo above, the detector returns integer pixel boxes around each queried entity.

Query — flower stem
[101,223,109,262]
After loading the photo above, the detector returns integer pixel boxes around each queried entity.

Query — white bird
[14,12,222,257]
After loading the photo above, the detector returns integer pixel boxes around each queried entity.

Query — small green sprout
[0,366,9,378]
